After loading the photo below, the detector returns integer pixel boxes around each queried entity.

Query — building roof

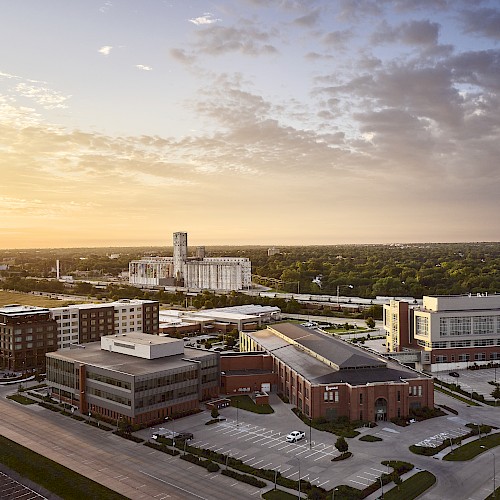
[244,324,428,386]
[0,304,50,316]
[46,341,217,377]
[269,323,386,370]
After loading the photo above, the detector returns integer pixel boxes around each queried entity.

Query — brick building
[237,323,433,422]
[0,305,58,373]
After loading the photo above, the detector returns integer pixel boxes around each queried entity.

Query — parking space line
[350,479,371,486]
[317,480,330,487]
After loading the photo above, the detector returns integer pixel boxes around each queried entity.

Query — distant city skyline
[1,1,500,249]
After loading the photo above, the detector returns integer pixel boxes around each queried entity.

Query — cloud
[293,8,321,28]
[98,45,113,56]
[99,1,112,14]
[322,30,353,49]
[14,82,70,109]
[169,48,196,65]
[461,8,500,40]
[189,24,278,56]
[372,19,440,46]
[189,13,221,25]
[135,64,153,71]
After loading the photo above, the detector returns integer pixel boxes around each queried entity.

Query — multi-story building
[232,323,432,422]
[45,333,219,426]
[0,305,58,372]
[383,293,500,372]
[50,299,159,349]
[129,232,252,291]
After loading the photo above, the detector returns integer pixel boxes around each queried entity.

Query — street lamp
[481,446,496,498]
[308,415,312,450]
[336,285,353,306]
[332,487,338,500]
[165,416,175,449]
[380,474,384,498]
[236,399,239,428]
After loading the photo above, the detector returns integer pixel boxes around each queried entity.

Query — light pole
[448,437,453,452]
[332,487,338,500]
[309,416,312,450]
[380,475,384,499]
[336,284,353,306]
[236,399,239,428]
[481,446,496,498]
[166,416,175,450]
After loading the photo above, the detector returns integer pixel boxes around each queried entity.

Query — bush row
[144,441,180,456]
[292,408,361,438]
[221,469,266,488]
[181,453,220,472]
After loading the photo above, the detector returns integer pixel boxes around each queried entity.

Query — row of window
[417,339,500,349]
[435,352,500,362]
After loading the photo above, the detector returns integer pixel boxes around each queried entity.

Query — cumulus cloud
[372,19,440,46]
[293,8,321,27]
[135,64,152,71]
[189,13,221,25]
[98,45,113,56]
[188,24,278,56]
[461,8,500,40]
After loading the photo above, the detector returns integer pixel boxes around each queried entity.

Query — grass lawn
[0,436,128,499]
[443,432,500,461]
[359,434,383,442]
[324,327,370,335]
[383,471,436,500]
[0,290,72,308]
[7,394,37,405]
[229,395,274,414]
[262,488,298,499]
[434,385,480,406]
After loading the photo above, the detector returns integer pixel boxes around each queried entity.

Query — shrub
[221,469,266,488]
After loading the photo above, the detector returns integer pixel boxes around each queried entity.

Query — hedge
[221,469,266,488]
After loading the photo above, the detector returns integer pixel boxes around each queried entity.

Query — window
[415,316,429,337]
[474,353,486,361]
[324,391,329,401]
[418,386,422,396]
[458,354,470,362]
[359,393,363,404]
[397,391,401,402]
[435,355,448,363]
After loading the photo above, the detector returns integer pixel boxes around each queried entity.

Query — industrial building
[129,232,252,291]
[222,323,433,422]
[384,293,500,372]
[45,333,219,426]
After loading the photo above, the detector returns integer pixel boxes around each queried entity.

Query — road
[0,387,263,500]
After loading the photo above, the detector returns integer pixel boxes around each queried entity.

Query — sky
[1,0,500,249]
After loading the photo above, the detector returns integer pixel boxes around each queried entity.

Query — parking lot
[435,367,500,400]
[135,390,500,493]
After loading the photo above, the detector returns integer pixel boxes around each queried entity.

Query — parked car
[175,432,194,441]
[286,430,306,443]
[449,371,460,377]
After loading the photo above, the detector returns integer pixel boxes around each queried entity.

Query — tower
[173,232,187,283]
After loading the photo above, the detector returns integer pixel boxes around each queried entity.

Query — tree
[211,407,220,419]
[365,317,376,328]
[335,436,348,455]
[491,385,500,403]
[392,472,402,489]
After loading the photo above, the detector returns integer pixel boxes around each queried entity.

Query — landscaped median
[410,423,493,457]
[382,470,436,500]
[443,431,500,461]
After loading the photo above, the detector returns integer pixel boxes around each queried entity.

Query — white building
[384,293,500,372]
[50,299,159,349]
[129,232,252,292]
